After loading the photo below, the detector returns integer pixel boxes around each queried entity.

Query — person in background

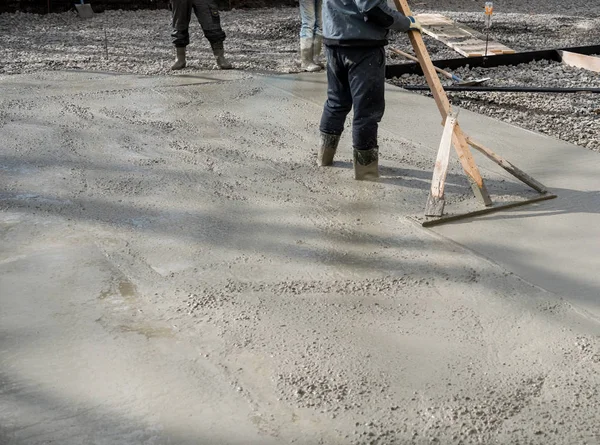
[170,0,232,70]
[299,0,323,72]
[317,0,422,179]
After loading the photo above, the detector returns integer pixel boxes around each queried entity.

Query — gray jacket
[323,0,411,46]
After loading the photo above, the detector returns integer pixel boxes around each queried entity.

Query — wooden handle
[390,47,454,80]
[391,0,491,201]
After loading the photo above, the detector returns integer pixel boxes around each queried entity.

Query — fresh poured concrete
[270,73,600,321]
[1,70,599,444]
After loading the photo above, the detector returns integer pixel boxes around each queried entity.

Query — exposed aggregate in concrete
[2,66,600,444]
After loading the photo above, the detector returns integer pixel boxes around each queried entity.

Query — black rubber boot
[353,147,379,180]
[213,48,232,70]
[318,133,340,166]
[171,47,186,70]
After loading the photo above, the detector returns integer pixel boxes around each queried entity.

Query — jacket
[322,0,411,47]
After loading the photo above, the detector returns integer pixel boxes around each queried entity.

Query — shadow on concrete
[0,364,272,445]
[1,176,596,309]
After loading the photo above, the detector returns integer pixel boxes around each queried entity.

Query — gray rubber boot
[318,132,340,166]
[300,38,321,72]
[213,48,232,70]
[353,147,379,180]
[313,35,324,69]
[171,47,186,70]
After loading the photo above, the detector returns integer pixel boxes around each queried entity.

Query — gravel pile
[1,6,599,151]
[417,0,600,16]
[390,59,600,151]
[0,8,302,76]
[387,13,600,60]
[2,8,597,75]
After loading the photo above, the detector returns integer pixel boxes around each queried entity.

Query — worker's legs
[313,0,323,37]
[347,46,386,150]
[192,0,231,68]
[299,0,317,39]
[320,46,352,136]
[170,0,193,69]
[347,46,386,179]
[171,0,193,47]
[312,0,324,67]
[317,45,352,166]
[299,0,321,72]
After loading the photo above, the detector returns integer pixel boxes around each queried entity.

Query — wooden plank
[415,13,515,57]
[425,110,458,216]
[393,0,492,206]
[421,194,557,227]
[452,125,493,206]
[415,13,454,26]
[465,138,548,194]
[559,51,600,73]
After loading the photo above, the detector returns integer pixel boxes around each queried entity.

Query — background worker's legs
[170,0,193,69]
[299,0,317,40]
[193,0,232,69]
[299,0,322,72]
[312,0,324,67]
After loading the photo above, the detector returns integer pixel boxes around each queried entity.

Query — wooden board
[391,2,552,221]
[392,0,492,207]
[559,51,600,73]
[425,111,458,216]
[415,13,516,57]
[465,138,547,194]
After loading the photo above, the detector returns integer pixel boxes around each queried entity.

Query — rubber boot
[300,38,321,72]
[313,35,324,69]
[213,48,232,70]
[318,132,340,166]
[353,147,379,180]
[171,47,186,70]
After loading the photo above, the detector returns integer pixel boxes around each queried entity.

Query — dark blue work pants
[319,45,386,150]
[171,0,226,49]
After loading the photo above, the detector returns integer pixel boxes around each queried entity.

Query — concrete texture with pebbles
[1,70,599,444]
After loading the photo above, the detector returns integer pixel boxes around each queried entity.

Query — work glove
[406,16,422,32]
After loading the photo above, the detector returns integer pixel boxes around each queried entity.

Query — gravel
[416,0,600,16]
[387,10,600,151]
[1,5,599,150]
[0,8,302,75]
[390,60,600,151]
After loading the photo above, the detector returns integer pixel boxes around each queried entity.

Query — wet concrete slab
[2,70,600,444]
[269,73,600,321]
[2,69,599,320]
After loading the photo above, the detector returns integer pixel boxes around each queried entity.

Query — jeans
[171,0,226,49]
[319,45,386,150]
[299,0,323,39]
